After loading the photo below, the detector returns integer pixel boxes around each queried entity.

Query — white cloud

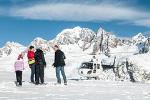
[133,19,150,28]
[10,3,148,20]
[1,2,150,28]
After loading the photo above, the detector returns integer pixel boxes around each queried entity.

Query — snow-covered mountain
[1,27,147,55]
[0,27,149,61]
[0,41,25,57]
[132,33,147,44]
[53,26,95,45]
[30,37,52,51]
[0,26,150,82]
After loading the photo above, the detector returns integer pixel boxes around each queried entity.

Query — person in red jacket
[27,46,35,83]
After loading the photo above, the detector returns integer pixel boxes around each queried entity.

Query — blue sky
[0,0,150,47]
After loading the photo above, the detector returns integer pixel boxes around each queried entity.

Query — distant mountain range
[0,26,149,57]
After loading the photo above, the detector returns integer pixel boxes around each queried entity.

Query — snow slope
[0,47,150,100]
[0,27,150,100]
[1,75,150,100]
[0,27,149,81]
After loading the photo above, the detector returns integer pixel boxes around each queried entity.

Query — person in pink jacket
[14,54,24,86]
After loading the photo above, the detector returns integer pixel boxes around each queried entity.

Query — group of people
[14,45,67,86]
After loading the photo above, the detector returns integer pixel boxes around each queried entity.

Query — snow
[0,45,150,100]
[54,26,95,45]
[0,27,150,99]
[129,54,150,71]
[1,70,150,100]
[132,33,147,44]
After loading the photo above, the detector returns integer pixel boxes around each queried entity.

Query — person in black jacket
[53,45,67,85]
[34,47,46,85]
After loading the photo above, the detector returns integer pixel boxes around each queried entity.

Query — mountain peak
[97,27,107,37]
[54,27,95,45]
[135,32,143,36]
[4,41,24,48]
[33,37,47,42]
[31,37,47,45]
[0,41,25,57]
[132,32,145,39]
[97,27,104,32]
[73,26,82,30]
[132,32,147,43]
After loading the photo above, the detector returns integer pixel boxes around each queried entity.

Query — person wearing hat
[53,45,67,85]
[34,46,46,85]
[14,54,25,86]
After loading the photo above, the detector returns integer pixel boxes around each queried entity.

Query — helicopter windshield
[80,62,93,69]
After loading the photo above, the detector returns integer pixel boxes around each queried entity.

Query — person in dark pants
[14,54,24,86]
[16,71,22,86]
[53,45,67,85]
[27,46,36,83]
[34,47,46,85]
[30,64,35,83]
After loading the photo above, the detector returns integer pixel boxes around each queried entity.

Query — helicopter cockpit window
[80,62,93,69]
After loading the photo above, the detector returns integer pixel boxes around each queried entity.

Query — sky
[0,0,150,47]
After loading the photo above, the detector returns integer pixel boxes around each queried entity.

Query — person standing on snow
[27,46,36,83]
[53,45,67,85]
[34,47,46,85]
[91,56,98,70]
[14,54,24,86]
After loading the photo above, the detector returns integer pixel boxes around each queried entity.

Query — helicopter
[78,56,116,80]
